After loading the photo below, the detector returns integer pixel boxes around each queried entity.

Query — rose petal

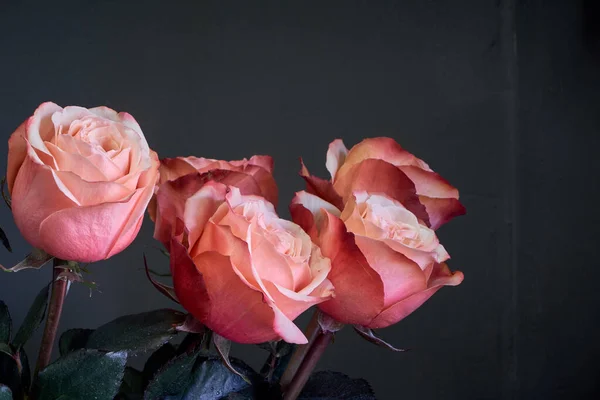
[316,211,385,326]
[398,165,459,199]
[299,159,344,210]
[189,250,306,344]
[333,159,430,226]
[11,154,78,249]
[183,182,228,248]
[419,196,467,230]
[338,137,432,172]
[355,236,427,308]
[367,262,463,328]
[248,155,274,173]
[325,139,349,180]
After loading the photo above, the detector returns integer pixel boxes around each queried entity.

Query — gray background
[0,1,598,399]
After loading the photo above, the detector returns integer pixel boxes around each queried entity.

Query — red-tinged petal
[248,155,274,173]
[325,139,348,180]
[367,262,464,328]
[290,191,340,241]
[170,238,210,321]
[333,159,430,226]
[154,172,226,249]
[159,157,199,183]
[243,164,279,206]
[355,236,427,308]
[419,196,466,230]
[398,165,459,199]
[299,159,344,210]
[11,155,78,249]
[317,211,385,326]
[191,250,305,344]
[339,137,432,172]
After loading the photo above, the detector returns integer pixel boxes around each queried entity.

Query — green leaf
[37,349,127,400]
[18,348,30,393]
[86,309,185,355]
[58,328,94,356]
[213,333,251,383]
[0,350,20,397]
[144,355,254,400]
[116,367,144,400]
[0,301,11,343]
[143,343,177,383]
[0,385,12,400]
[12,283,50,349]
[143,351,200,400]
[299,371,376,400]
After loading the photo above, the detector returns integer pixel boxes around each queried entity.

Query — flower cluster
[7,102,464,344]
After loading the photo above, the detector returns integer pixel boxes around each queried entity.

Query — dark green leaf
[213,333,251,383]
[299,371,376,400]
[58,328,94,356]
[0,249,53,273]
[18,348,30,393]
[0,351,20,397]
[143,343,177,383]
[36,349,127,400]
[0,385,12,400]
[116,367,144,400]
[12,284,50,349]
[183,359,253,400]
[85,309,185,355]
[143,351,201,400]
[0,226,11,252]
[0,301,11,343]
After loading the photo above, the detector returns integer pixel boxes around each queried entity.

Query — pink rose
[7,102,159,262]
[292,190,463,328]
[305,137,465,230]
[154,173,334,344]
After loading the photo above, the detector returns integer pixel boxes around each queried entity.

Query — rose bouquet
[0,102,464,400]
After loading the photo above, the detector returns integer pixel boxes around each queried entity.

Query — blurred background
[0,1,598,398]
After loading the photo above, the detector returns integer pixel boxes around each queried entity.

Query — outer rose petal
[332,159,430,226]
[367,262,464,328]
[419,196,467,230]
[7,102,63,192]
[37,185,149,263]
[398,165,459,199]
[315,211,385,326]
[299,159,344,210]
[158,157,199,184]
[189,249,307,344]
[290,191,341,241]
[11,152,78,249]
[325,139,349,180]
[338,137,432,173]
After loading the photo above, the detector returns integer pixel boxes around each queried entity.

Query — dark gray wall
[0,1,597,398]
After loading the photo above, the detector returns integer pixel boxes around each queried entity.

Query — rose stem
[282,328,333,400]
[33,258,70,379]
[279,310,320,389]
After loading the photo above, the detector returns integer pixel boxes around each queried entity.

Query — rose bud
[291,190,463,328]
[154,172,334,344]
[7,102,159,262]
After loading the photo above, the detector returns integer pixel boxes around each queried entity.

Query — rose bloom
[290,137,464,328]
[153,173,334,344]
[7,102,159,262]
[307,137,466,230]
